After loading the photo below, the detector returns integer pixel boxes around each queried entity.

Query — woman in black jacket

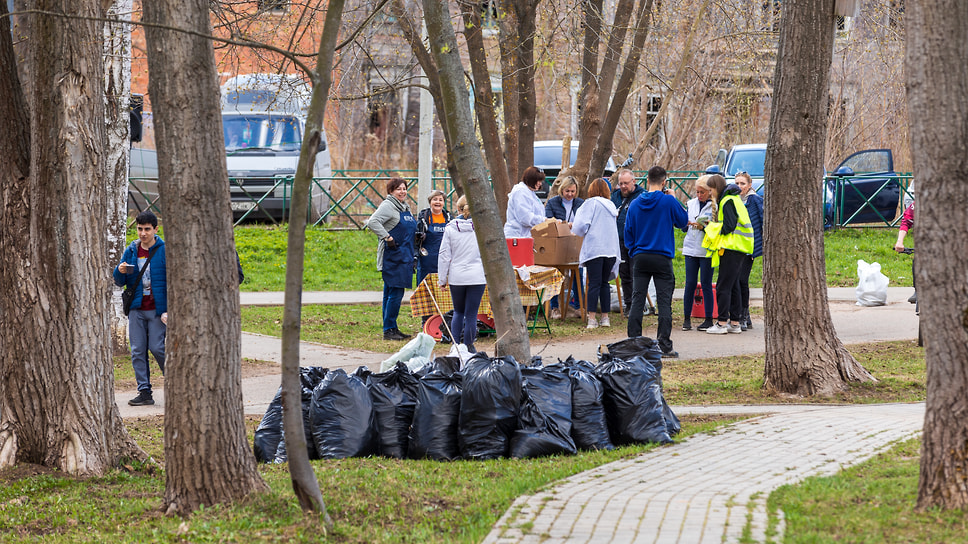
[415,190,454,286]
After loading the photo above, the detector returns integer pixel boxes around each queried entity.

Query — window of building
[642,93,663,147]
[889,0,904,32]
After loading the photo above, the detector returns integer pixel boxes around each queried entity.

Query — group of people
[365,165,767,360]
[365,178,486,353]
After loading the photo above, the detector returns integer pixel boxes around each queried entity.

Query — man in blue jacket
[624,166,688,358]
[610,168,645,314]
[113,211,167,406]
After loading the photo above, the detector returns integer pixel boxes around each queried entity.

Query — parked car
[713,144,901,227]
[533,140,618,199]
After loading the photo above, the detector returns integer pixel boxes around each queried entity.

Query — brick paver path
[482,403,924,544]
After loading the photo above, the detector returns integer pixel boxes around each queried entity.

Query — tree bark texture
[459,0,512,219]
[280,0,344,520]
[390,0,460,188]
[423,0,531,364]
[143,0,268,515]
[906,0,968,511]
[0,0,145,475]
[761,0,874,396]
[589,0,653,181]
[104,0,134,356]
[571,0,604,188]
[497,0,520,186]
[513,0,537,173]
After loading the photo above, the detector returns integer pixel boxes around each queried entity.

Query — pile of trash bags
[253,337,679,463]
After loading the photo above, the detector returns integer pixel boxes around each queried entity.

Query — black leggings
[739,255,755,313]
[716,250,745,323]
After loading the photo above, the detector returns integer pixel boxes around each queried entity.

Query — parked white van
[221,73,332,222]
[128,75,333,222]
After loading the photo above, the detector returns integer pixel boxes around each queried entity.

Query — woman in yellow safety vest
[699,174,754,335]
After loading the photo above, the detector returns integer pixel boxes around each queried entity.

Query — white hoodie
[571,196,621,279]
[503,182,546,238]
[437,216,487,286]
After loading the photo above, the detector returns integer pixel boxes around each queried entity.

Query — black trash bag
[603,337,663,366]
[552,357,614,451]
[599,341,679,437]
[368,362,421,459]
[510,367,576,458]
[353,365,373,383]
[459,354,522,460]
[273,428,288,463]
[594,354,673,445]
[254,366,329,463]
[414,356,461,378]
[408,371,463,460]
[438,310,456,344]
[253,388,284,463]
[309,369,376,459]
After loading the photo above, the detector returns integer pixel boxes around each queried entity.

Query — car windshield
[727,149,766,177]
[223,115,301,152]
[533,146,578,167]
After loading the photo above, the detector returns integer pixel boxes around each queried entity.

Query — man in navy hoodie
[624,166,688,357]
[610,168,644,313]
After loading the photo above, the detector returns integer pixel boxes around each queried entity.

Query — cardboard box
[531,220,583,265]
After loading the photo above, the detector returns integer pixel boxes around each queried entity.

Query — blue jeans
[584,256,615,314]
[450,284,486,351]
[683,255,714,320]
[129,309,166,393]
[382,284,405,331]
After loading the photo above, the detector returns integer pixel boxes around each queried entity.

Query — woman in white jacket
[438,196,487,353]
[503,166,547,238]
[570,178,620,329]
[680,175,715,331]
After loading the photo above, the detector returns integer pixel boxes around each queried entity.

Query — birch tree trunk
[104,0,134,356]
[762,0,874,395]
[423,0,531,364]
[143,0,268,515]
[0,0,145,475]
[906,0,968,511]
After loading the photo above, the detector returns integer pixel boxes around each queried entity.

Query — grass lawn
[0,414,740,543]
[228,225,912,292]
[769,438,968,544]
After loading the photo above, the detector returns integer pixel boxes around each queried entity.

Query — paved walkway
[118,286,924,544]
[482,403,925,544]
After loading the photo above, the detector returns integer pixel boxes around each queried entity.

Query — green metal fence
[127,169,913,229]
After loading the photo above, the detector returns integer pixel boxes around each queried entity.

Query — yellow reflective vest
[701,194,754,266]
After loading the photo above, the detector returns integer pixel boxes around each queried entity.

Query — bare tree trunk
[514,0,537,172]
[571,0,605,187]
[423,0,531,364]
[906,0,968,511]
[589,0,653,180]
[143,0,268,515]
[104,0,134,356]
[0,0,146,474]
[460,0,512,219]
[761,0,874,396]
[390,0,459,186]
[497,0,520,186]
[279,0,345,520]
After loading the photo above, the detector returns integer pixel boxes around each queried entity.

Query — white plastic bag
[380,332,437,372]
[855,259,888,307]
[447,343,474,368]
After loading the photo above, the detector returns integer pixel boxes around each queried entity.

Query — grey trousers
[129,308,166,393]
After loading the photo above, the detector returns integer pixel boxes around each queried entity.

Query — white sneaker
[599,315,610,327]
[586,317,599,329]
[727,323,743,334]
[706,323,729,335]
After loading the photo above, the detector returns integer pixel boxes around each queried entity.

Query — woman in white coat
[570,178,620,329]
[503,166,547,238]
[438,196,487,353]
